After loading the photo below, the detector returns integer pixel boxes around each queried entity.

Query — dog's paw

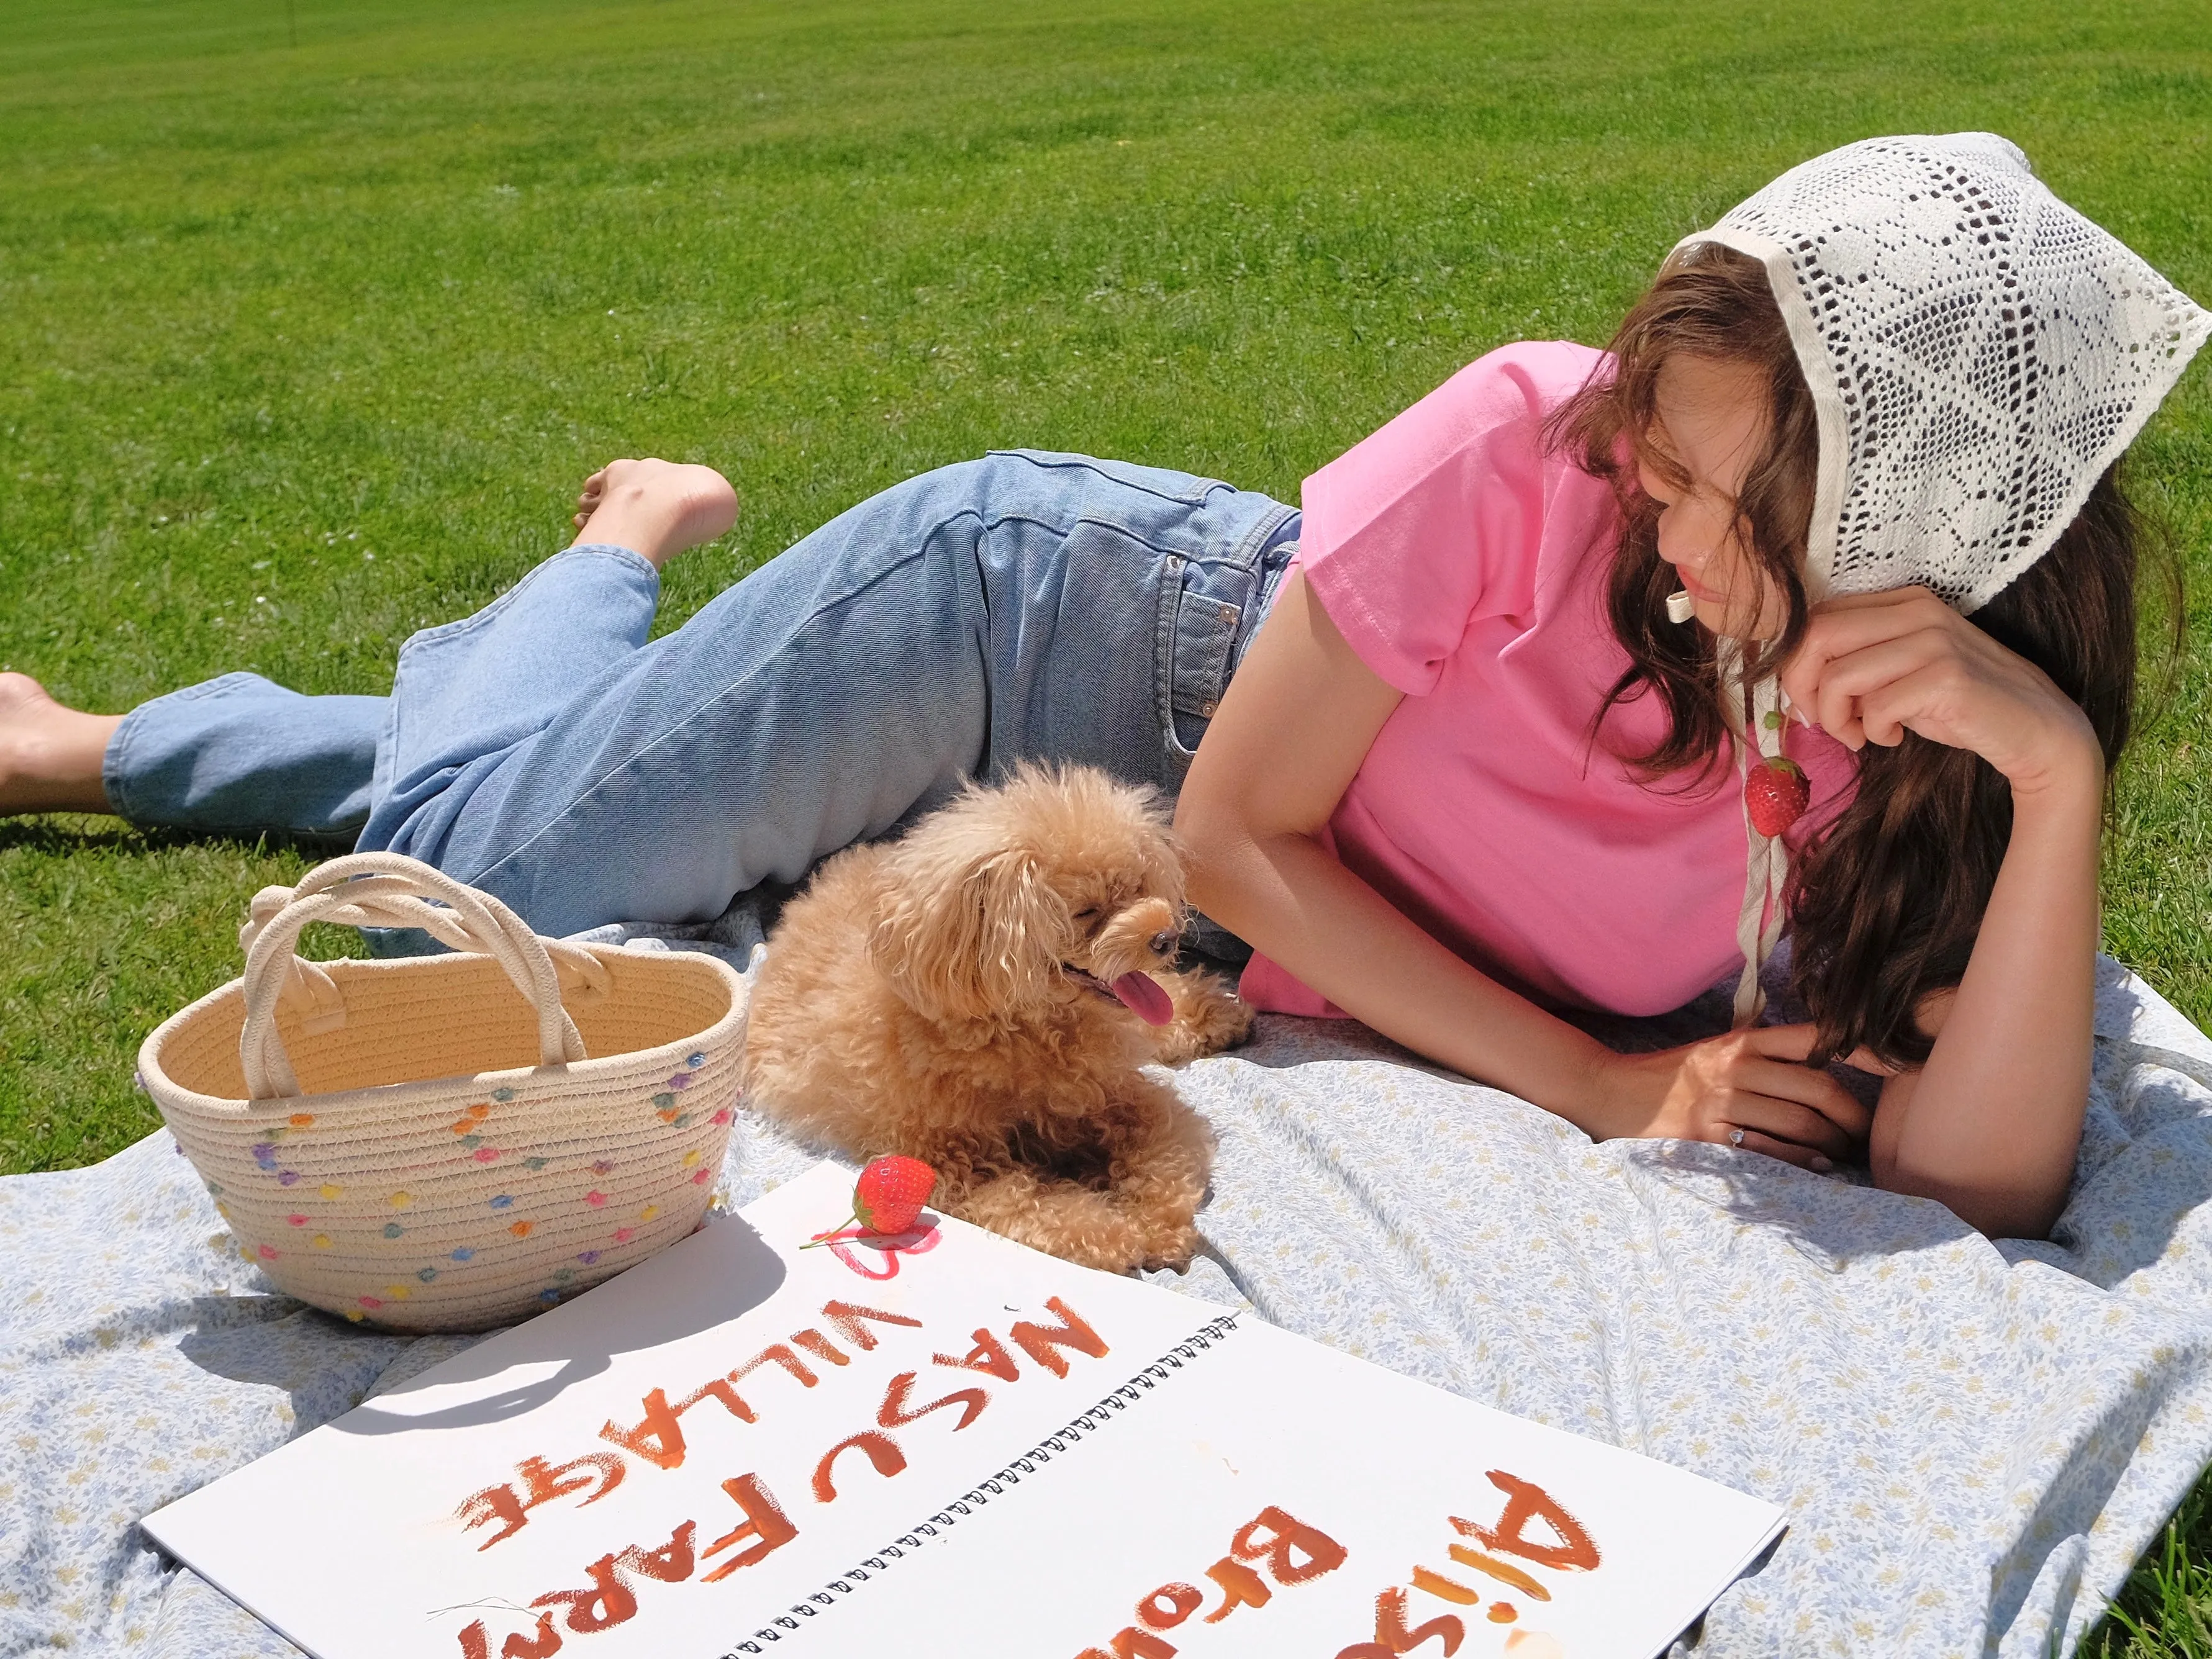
[1129,1212,1201,1276]
[1152,968,1254,1065]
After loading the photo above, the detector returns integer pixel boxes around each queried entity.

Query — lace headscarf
[1673,133,2211,1023]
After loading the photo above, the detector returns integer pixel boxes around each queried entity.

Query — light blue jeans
[104,451,1298,943]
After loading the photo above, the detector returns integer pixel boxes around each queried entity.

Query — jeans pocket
[1156,555,1247,767]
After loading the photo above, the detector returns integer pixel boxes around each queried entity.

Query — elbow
[1171,790,1241,919]
[1869,1149,2065,1242]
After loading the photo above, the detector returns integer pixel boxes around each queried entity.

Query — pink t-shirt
[1238,340,1857,1019]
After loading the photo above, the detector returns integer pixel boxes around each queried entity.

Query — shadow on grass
[0,813,358,861]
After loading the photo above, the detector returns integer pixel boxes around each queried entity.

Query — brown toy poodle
[741,762,1252,1273]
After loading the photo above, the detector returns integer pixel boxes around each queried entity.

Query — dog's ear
[869,832,1065,1024]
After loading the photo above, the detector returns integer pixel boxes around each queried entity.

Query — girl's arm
[1783,587,2106,1238]
[1178,570,1869,1164]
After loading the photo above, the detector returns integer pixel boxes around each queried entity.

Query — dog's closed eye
[1071,906,1102,933]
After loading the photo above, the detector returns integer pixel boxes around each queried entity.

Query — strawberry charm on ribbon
[806,1155,938,1247]
[1724,667,1794,1030]
[1743,754,1811,839]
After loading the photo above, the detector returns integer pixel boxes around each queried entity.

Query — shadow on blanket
[171,1299,374,1405]
[1639,1004,2212,1288]
[1333,945,2212,1290]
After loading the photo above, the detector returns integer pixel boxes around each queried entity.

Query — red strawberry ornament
[1744,755,1811,839]
[850,1155,937,1236]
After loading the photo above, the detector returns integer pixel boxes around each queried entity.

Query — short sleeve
[1297,341,1605,695]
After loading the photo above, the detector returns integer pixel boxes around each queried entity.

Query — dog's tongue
[1111,971,1174,1026]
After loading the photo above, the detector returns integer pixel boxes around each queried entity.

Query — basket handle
[237,852,599,1100]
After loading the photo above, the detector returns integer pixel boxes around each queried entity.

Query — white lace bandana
[1677,132,2210,615]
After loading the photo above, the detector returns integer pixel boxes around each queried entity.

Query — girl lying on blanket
[3,134,2205,1241]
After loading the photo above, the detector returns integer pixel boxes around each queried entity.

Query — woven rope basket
[138,852,748,1334]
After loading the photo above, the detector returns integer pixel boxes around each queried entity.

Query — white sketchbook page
[861,1318,1787,1659]
[143,1163,1782,1659]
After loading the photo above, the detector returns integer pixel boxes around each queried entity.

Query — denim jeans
[105,451,1298,943]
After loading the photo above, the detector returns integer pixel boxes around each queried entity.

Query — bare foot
[570,458,738,569]
[0,672,123,816]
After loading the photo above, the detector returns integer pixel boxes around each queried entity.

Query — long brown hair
[1548,243,2167,1068]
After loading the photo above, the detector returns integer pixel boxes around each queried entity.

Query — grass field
[1,0,2208,1647]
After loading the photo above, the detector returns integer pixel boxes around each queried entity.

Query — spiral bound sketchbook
[142,1162,1785,1659]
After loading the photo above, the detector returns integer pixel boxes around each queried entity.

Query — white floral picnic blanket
[7,956,2212,1658]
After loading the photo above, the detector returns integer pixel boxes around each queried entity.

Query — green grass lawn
[1,0,2208,1647]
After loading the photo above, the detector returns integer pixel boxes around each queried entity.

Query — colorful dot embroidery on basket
[384,1223,404,1239]
[510,1221,533,1239]
[278,1170,300,1187]
[591,1160,614,1175]
[287,1214,307,1227]
[258,1244,278,1260]
[472,1148,500,1164]
[313,1235,331,1249]
[666,1073,693,1091]
[492,1088,516,1102]
[539,1290,561,1304]
[491,1195,513,1209]
[418,1267,438,1283]
[290,1113,315,1128]
[320,1183,341,1200]
[586,1191,606,1207]
[612,1228,633,1244]
[712,1108,732,1126]
[523,1157,548,1171]
[641,1205,660,1221]
[577,1250,601,1266]
[389,1191,412,1209]
[686,1052,705,1068]
[451,1247,474,1262]
[692,1170,711,1185]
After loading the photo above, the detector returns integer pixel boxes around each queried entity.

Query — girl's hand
[1593,1024,1875,1169]
[1778,587,2102,795]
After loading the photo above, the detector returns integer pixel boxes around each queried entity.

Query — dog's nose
[1148,929,1176,957]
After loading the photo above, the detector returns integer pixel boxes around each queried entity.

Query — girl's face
[1637,354,1788,640]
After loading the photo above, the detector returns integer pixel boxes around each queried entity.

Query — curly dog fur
[742,763,1251,1272]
